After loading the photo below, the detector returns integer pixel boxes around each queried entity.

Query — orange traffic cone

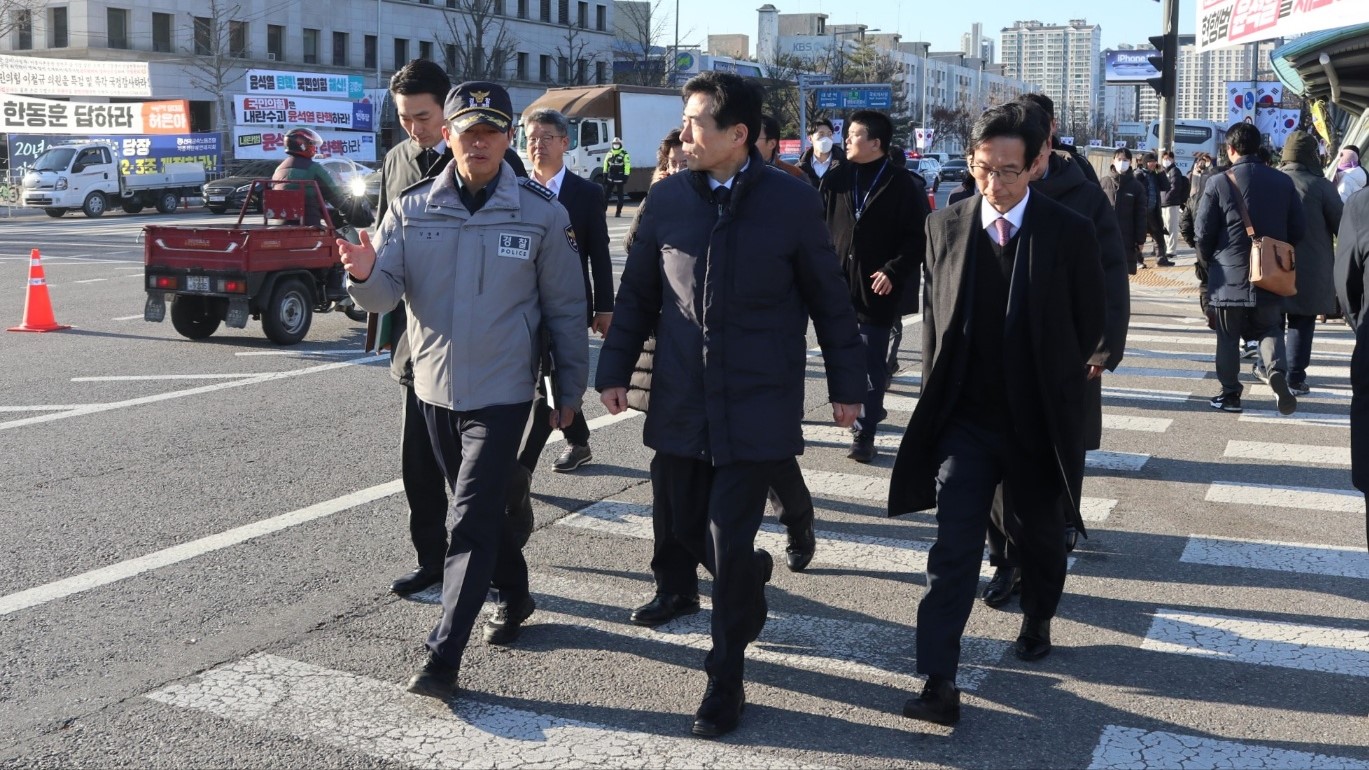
[8,249,70,333]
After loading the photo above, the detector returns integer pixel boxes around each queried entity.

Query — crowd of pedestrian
[335,59,1367,740]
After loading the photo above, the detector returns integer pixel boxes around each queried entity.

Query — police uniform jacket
[349,160,588,412]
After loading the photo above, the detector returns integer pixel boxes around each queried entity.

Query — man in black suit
[376,59,457,597]
[475,106,617,646]
[888,102,1105,726]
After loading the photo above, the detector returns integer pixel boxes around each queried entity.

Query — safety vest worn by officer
[603,148,631,183]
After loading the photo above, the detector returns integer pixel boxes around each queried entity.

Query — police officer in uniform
[341,81,588,700]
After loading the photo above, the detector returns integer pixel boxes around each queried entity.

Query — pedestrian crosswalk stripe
[1113,365,1207,380]
[1223,440,1350,467]
[1127,332,1357,348]
[1141,609,1369,677]
[883,394,919,412]
[1247,383,1352,402]
[1080,497,1118,522]
[1238,410,1350,429]
[1205,481,1364,513]
[1129,349,1353,368]
[1086,450,1149,471]
[1088,725,1369,770]
[799,466,891,502]
[1100,414,1172,432]
[1180,535,1369,580]
[1101,385,1193,402]
[145,654,818,770]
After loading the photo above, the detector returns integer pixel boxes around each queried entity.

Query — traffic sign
[815,86,892,110]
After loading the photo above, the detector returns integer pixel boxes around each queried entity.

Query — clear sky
[671,0,1198,57]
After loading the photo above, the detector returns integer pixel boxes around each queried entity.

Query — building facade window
[14,9,31,49]
[540,0,551,22]
[151,12,173,52]
[49,7,67,48]
[539,54,551,82]
[578,1,587,28]
[419,40,433,61]
[595,60,606,84]
[558,0,569,24]
[229,20,248,58]
[365,35,377,69]
[446,43,457,75]
[106,8,129,49]
[193,16,213,56]
[333,31,348,66]
[394,38,408,70]
[595,4,605,31]
[303,28,319,64]
[558,55,568,83]
[518,0,528,18]
[516,52,528,80]
[267,24,283,60]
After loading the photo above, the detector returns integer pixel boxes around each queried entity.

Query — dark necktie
[712,185,731,207]
[420,148,439,175]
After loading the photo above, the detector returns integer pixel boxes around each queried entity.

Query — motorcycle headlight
[54,176,68,191]
[349,177,366,196]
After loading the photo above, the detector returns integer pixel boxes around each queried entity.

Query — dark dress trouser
[649,455,814,596]
[403,385,450,570]
[420,400,532,668]
[918,418,1068,681]
[519,393,592,471]
[652,453,780,686]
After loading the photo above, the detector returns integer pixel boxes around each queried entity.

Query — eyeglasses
[527,135,566,146]
[968,164,1024,183]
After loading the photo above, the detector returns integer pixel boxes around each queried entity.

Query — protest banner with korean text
[245,70,366,100]
[233,94,374,131]
[232,127,376,162]
[0,54,152,97]
[6,134,222,177]
[1,95,190,135]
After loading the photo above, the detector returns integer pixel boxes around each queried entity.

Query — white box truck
[21,140,206,218]
[517,85,681,196]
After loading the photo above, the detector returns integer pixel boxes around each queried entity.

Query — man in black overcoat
[1333,187,1369,551]
[889,102,1105,726]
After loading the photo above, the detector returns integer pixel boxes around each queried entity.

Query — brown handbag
[1225,170,1297,296]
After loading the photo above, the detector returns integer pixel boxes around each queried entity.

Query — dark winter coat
[1195,156,1307,308]
[1179,166,1214,247]
[1162,164,1190,206]
[1055,139,1100,186]
[596,149,866,466]
[1102,167,1149,268]
[798,144,846,187]
[1033,151,1132,450]
[819,157,930,325]
[888,193,1106,532]
[1280,132,1344,317]
[1331,189,1369,547]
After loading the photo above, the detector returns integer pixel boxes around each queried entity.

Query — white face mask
[814,136,834,155]
[1162,159,1174,168]
[611,143,621,151]
[1114,160,1131,173]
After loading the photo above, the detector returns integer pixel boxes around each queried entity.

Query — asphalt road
[0,197,1365,769]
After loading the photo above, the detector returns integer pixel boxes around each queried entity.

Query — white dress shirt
[979,188,1031,242]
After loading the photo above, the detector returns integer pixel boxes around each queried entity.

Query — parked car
[906,157,942,190]
[940,158,969,182]
[202,160,279,214]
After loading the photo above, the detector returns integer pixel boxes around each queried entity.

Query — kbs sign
[1197,0,1364,52]
[233,94,374,131]
[0,95,190,135]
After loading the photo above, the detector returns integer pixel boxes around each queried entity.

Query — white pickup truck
[21,141,206,218]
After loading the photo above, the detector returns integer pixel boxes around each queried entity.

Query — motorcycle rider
[272,127,371,230]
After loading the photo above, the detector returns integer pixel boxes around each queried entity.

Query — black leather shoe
[406,653,459,699]
[902,676,960,725]
[391,566,442,596]
[785,525,816,572]
[848,434,877,463]
[1015,616,1052,661]
[630,593,701,627]
[981,566,1021,609]
[691,677,745,737]
[483,594,536,645]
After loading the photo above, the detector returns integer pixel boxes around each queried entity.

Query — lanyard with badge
[853,160,888,222]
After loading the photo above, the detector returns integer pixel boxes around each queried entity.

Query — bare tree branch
[612,0,669,87]
[554,17,600,86]
[439,0,518,83]
[0,0,43,42]
[179,0,247,164]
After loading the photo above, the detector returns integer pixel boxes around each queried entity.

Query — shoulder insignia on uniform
[565,224,579,254]
[399,176,436,197]
[519,177,557,201]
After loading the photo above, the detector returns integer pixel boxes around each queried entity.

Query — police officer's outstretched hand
[339,229,376,281]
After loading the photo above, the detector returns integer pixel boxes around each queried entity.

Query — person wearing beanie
[1279,131,1344,395]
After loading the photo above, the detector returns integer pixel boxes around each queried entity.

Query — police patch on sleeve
[564,225,579,254]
